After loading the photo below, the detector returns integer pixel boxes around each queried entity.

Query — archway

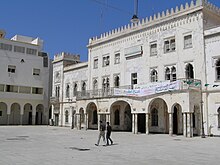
[172,104,183,135]
[36,104,44,125]
[110,101,132,132]
[148,98,168,134]
[23,103,32,125]
[86,102,98,129]
[0,102,7,125]
[10,103,20,125]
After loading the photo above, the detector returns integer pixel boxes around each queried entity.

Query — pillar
[20,114,23,125]
[146,113,149,134]
[98,114,101,131]
[183,113,187,137]
[32,115,36,125]
[190,113,194,137]
[132,114,135,134]
[134,114,138,134]
[85,113,88,130]
[186,113,192,137]
[7,114,10,125]
[169,113,173,136]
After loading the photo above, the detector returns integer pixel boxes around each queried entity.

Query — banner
[113,80,180,97]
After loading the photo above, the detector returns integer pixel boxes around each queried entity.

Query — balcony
[50,96,59,104]
[76,79,201,100]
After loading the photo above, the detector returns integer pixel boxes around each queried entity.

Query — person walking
[106,122,113,145]
[95,121,105,146]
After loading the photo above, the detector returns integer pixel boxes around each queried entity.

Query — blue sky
[1,0,220,62]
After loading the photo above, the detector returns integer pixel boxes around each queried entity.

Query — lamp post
[200,84,205,138]
[131,0,139,23]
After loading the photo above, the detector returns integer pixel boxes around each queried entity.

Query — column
[187,113,192,137]
[98,114,101,131]
[106,114,110,123]
[20,114,23,125]
[132,114,135,134]
[32,115,36,125]
[169,113,173,136]
[134,114,138,134]
[183,113,187,137]
[7,114,10,125]
[190,113,194,137]
[146,113,149,135]
[85,113,88,130]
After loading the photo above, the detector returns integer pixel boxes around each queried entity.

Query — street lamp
[131,0,139,23]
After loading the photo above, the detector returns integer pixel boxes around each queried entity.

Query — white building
[0,30,51,125]
[51,0,220,137]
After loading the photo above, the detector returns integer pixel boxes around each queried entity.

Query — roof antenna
[131,0,139,23]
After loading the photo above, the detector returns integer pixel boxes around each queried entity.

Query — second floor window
[8,65,16,73]
[66,84,70,98]
[165,66,176,81]
[94,58,98,69]
[150,42,157,56]
[114,53,120,64]
[164,38,175,53]
[114,75,120,87]
[150,69,158,82]
[73,83,77,96]
[216,59,220,81]
[185,63,194,79]
[184,35,192,49]
[103,56,110,67]
[33,68,40,76]
[55,85,60,98]
[131,73,137,87]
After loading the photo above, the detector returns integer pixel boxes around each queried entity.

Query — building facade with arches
[0,31,51,125]
[51,0,220,137]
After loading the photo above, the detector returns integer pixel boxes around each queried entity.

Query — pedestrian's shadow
[103,143,118,146]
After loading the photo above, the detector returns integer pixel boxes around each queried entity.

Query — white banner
[114,80,180,97]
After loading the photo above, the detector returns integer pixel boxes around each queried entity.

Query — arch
[93,79,98,95]
[150,69,158,82]
[165,67,170,80]
[148,98,168,134]
[10,103,21,125]
[171,66,177,81]
[171,103,183,135]
[73,83,78,96]
[36,104,44,125]
[86,102,98,129]
[110,100,132,132]
[82,81,86,96]
[216,59,220,80]
[114,75,120,87]
[0,102,7,125]
[23,103,33,125]
[218,107,220,128]
[185,63,194,79]
[66,84,70,98]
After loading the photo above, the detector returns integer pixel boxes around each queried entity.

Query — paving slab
[0,126,219,165]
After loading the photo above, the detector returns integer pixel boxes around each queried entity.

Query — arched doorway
[148,98,168,134]
[10,103,21,125]
[172,104,183,135]
[86,102,98,129]
[0,102,7,125]
[36,104,44,125]
[23,103,32,125]
[110,101,132,132]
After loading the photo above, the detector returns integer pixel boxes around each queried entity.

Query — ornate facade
[51,0,220,137]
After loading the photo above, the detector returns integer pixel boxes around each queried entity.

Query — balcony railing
[75,78,201,100]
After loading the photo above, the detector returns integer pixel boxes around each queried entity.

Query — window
[0,84,4,92]
[73,83,78,96]
[150,42,157,56]
[0,43,12,51]
[151,108,158,126]
[185,63,194,79]
[150,69,158,82]
[125,45,143,58]
[0,111,2,116]
[93,79,98,95]
[66,84,70,98]
[81,82,86,96]
[93,110,98,124]
[33,68,40,76]
[8,65,16,73]
[218,107,220,128]
[114,75,120,88]
[114,109,120,125]
[32,87,43,94]
[94,58,98,69]
[164,38,175,53]
[14,46,25,53]
[165,66,176,81]
[184,35,192,49]
[65,110,69,123]
[6,85,18,92]
[26,48,37,55]
[55,85,60,97]
[19,86,31,94]
[131,73,137,87]
[103,56,110,67]
[216,59,220,81]
[102,77,110,96]
[114,53,120,64]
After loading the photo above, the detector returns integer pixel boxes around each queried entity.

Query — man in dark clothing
[106,122,113,145]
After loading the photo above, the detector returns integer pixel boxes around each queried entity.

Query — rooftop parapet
[53,52,80,63]
[11,35,43,47]
[88,0,220,46]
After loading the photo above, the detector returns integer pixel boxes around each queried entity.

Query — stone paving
[0,126,220,165]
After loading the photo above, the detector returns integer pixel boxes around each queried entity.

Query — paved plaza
[0,126,219,165]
